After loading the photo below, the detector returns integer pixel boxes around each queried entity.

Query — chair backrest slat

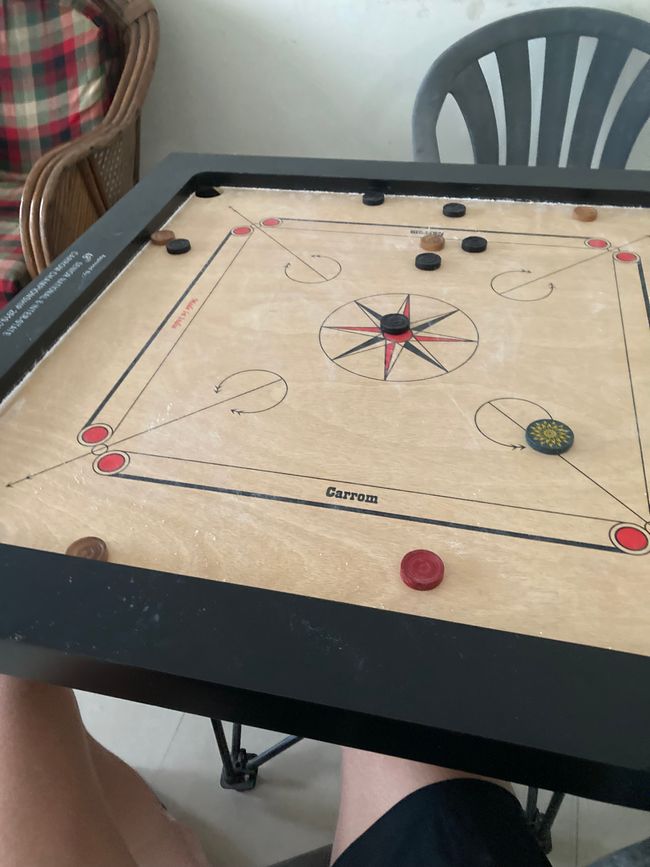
[451,61,499,164]
[496,41,532,165]
[537,33,580,166]
[600,60,650,169]
[567,39,632,168]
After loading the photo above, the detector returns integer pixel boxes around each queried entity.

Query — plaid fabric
[0,172,29,310]
[0,1,122,174]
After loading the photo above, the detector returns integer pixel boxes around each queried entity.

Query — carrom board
[1,155,649,808]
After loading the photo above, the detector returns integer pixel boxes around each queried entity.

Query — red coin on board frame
[400,550,445,590]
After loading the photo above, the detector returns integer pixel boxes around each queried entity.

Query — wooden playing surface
[1,187,649,655]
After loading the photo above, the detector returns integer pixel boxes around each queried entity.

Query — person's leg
[0,675,137,867]
[331,748,510,863]
[0,675,209,867]
[86,736,210,867]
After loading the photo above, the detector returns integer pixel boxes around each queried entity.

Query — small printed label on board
[171,298,199,329]
[0,250,105,338]
[325,485,379,505]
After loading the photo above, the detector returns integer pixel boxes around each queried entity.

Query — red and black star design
[323,295,476,380]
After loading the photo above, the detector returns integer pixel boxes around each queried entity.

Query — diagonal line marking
[500,234,650,296]
[112,378,283,447]
[229,206,327,278]
[489,402,647,522]
[111,235,253,436]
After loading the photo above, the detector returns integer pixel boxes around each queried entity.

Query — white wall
[140,0,650,173]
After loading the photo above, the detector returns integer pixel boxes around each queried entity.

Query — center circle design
[319,293,479,382]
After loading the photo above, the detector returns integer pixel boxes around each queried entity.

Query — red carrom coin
[400,549,445,590]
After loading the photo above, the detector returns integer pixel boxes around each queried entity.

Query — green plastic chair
[413,6,650,167]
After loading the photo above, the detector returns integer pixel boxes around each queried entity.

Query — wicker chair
[23,0,159,275]
[2,0,159,297]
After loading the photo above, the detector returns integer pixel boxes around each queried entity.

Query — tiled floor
[77,692,649,867]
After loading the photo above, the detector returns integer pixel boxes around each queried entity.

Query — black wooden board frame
[1,154,649,810]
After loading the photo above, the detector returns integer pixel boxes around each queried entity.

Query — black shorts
[332,779,552,867]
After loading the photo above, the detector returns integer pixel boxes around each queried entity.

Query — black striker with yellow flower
[525,419,575,455]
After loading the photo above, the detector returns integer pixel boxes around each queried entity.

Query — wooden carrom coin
[66,537,109,561]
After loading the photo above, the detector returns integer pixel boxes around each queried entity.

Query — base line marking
[114,472,620,553]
